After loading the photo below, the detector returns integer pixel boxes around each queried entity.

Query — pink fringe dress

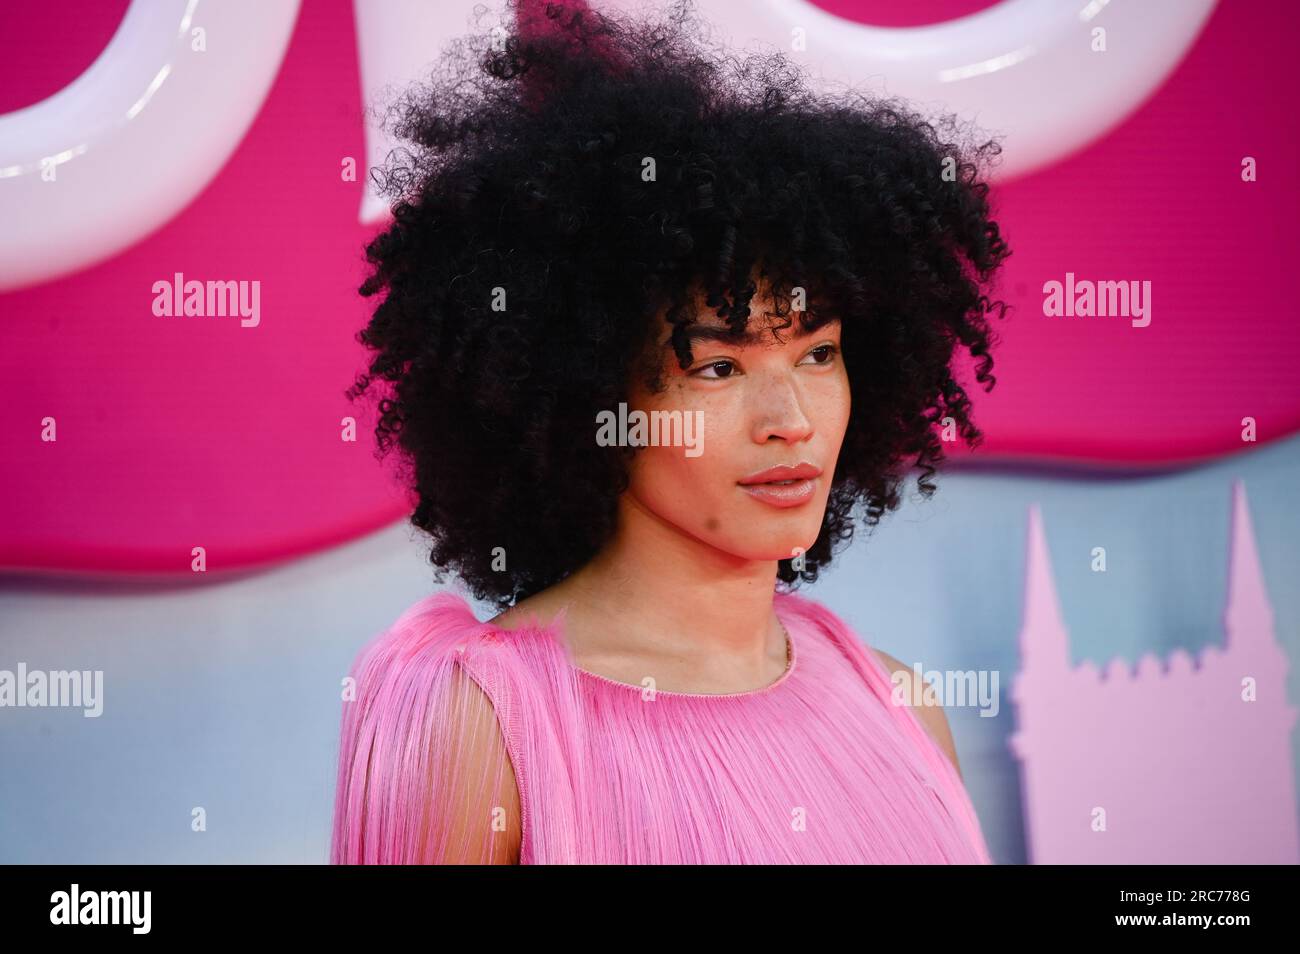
[331,588,993,864]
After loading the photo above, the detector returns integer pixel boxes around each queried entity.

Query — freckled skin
[623,282,851,564]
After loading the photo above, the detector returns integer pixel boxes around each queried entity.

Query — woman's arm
[424,666,522,864]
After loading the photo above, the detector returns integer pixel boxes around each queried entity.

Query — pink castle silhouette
[1009,479,1299,863]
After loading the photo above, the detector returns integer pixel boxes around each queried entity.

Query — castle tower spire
[1224,479,1275,652]
[1019,503,1071,672]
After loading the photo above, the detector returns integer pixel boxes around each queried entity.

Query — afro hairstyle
[345,0,1011,608]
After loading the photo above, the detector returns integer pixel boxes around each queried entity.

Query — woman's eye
[692,359,737,379]
[801,344,840,365]
[691,345,838,378]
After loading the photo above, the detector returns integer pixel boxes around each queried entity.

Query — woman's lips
[739,477,817,508]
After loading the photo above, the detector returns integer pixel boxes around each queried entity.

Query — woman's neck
[494,492,787,689]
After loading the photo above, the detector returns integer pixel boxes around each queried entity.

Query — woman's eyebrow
[678,324,763,345]
[675,317,839,346]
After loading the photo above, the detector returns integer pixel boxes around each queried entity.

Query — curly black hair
[345,0,1010,609]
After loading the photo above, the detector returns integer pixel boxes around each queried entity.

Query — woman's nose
[750,377,814,444]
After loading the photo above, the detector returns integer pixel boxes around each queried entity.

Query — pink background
[1,0,1296,575]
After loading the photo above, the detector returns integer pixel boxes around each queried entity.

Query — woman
[331,0,1009,864]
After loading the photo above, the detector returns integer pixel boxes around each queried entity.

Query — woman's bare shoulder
[871,647,962,780]
[488,585,574,632]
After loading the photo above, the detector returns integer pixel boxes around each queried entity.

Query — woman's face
[621,284,850,565]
